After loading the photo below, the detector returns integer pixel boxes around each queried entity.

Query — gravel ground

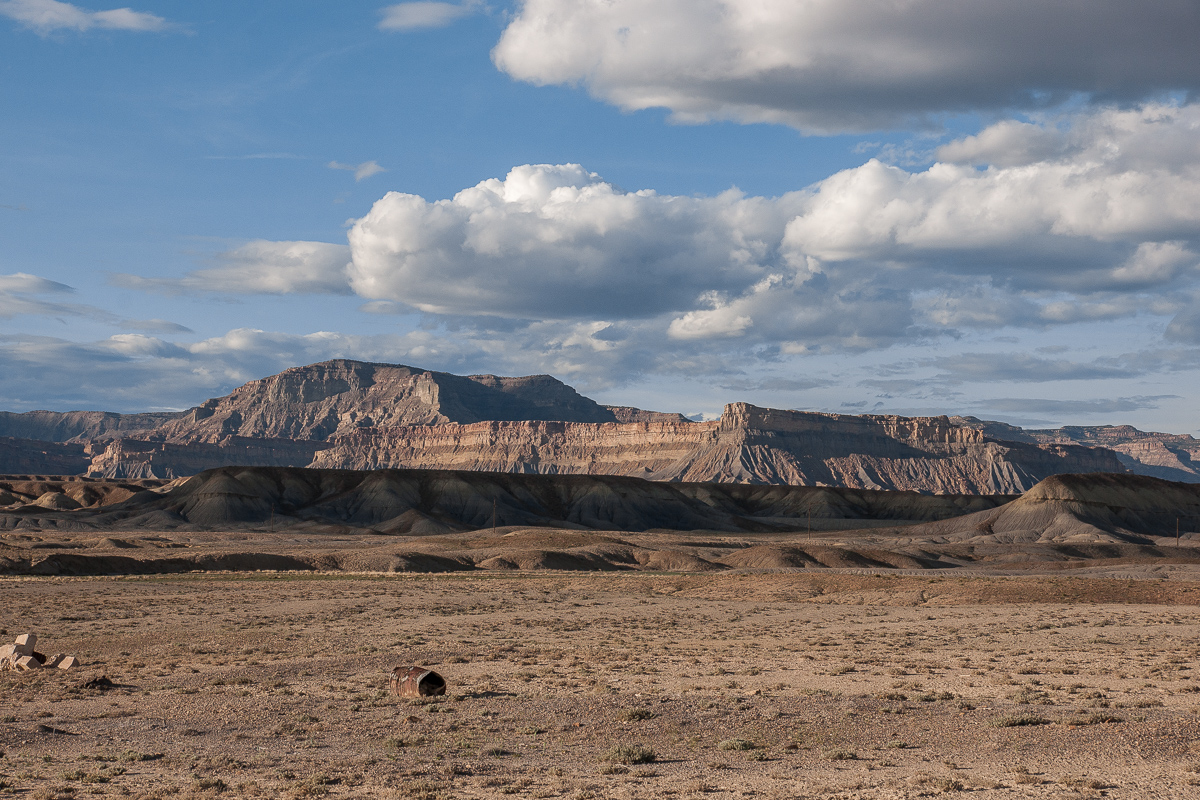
[2,571,1200,799]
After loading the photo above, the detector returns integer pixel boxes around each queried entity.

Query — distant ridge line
[0,359,1195,491]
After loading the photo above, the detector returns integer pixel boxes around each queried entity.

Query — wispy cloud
[378,2,474,32]
[119,318,194,334]
[974,395,1178,416]
[0,271,123,323]
[113,240,352,296]
[0,0,168,34]
[328,160,386,181]
[0,327,483,412]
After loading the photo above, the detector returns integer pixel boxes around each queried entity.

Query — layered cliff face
[958,417,1200,483]
[306,403,1126,494]
[0,359,1158,492]
[148,360,617,444]
[85,437,330,480]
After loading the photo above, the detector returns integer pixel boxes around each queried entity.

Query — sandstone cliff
[956,417,1200,483]
[148,360,618,444]
[306,403,1124,494]
[605,406,692,423]
[0,359,1162,493]
[84,437,330,480]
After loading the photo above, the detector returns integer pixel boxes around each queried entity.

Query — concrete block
[14,633,36,656]
[57,656,79,670]
[16,655,41,670]
[42,653,64,668]
[0,644,15,660]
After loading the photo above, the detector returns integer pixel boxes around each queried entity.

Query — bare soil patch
[3,571,1200,798]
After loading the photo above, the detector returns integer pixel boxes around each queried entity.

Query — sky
[1,0,1199,434]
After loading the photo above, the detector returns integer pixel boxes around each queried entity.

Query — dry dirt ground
[3,570,1200,799]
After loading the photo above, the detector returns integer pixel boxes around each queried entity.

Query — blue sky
[2,0,1199,435]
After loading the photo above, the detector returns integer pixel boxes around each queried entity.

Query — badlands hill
[2,469,1197,576]
[0,466,1011,535]
[906,472,1200,544]
[0,358,1189,493]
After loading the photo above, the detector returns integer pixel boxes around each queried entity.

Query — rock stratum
[0,358,1193,493]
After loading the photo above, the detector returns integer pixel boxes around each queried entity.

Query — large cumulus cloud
[345,105,1200,354]
[493,0,1200,132]
[77,103,1200,419]
[347,163,801,319]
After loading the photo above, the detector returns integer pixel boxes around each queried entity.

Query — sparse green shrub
[991,712,1050,727]
[718,738,756,751]
[620,708,655,721]
[602,744,656,764]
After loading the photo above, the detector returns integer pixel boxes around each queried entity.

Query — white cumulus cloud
[347,163,803,319]
[343,104,1200,355]
[783,105,1200,295]
[0,0,167,33]
[493,0,1200,132]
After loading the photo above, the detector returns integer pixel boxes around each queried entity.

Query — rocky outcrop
[0,360,1152,493]
[148,360,617,444]
[956,418,1200,482]
[309,403,1126,494]
[0,476,167,510]
[605,406,692,423]
[84,437,330,480]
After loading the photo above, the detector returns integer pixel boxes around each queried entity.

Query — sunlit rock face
[0,360,1182,493]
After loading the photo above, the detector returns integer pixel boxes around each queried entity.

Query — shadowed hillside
[907,473,1200,544]
[3,470,1200,577]
[0,466,1010,534]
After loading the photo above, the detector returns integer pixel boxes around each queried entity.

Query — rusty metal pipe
[390,665,446,698]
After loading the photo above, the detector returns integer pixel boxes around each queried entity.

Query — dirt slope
[0,466,1006,534]
[909,472,1200,544]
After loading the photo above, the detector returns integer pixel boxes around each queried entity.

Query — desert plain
[5,539,1200,800]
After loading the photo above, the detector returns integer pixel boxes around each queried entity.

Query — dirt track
[4,571,1200,798]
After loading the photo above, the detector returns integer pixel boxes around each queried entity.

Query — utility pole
[493,498,497,535]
